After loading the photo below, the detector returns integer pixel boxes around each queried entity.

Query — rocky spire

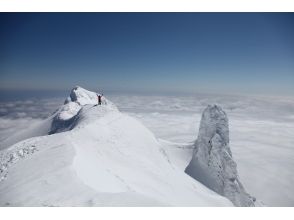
[185,104,256,206]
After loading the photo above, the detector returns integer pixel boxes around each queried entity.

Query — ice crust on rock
[185,104,256,206]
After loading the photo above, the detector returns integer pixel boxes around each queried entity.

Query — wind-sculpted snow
[49,102,81,134]
[0,86,114,149]
[51,86,118,134]
[0,87,232,206]
[68,86,100,106]
[185,105,256,206]
[0,138,38,182]
[67,86,108,106]
[1,89,293,206]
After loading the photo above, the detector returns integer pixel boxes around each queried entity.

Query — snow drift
[0,86,232,206]
[185,104,256,206]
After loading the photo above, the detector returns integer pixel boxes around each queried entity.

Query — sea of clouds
[0,97,63,143]
[0,92,294,206]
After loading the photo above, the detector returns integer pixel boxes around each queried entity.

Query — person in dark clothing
[97,94,102,105]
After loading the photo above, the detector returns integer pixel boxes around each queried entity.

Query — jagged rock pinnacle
[185,104,255,206]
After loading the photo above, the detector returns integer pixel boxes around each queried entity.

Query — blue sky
[0,13,294,96]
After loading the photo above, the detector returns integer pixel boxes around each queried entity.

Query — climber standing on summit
[97,94,102,105]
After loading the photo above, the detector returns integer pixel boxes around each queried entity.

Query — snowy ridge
[0,87,233,206]
[0,86,114,149]
[49,86,115,134]
[185,105,256,206]
[68,86,103,106]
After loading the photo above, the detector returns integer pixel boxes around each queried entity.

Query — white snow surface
[109,94,294,207]
[1,90,294,206]
[68,86,101,106]
[0,87,232,206]
[57,102,81,121]
[0,86,111,149]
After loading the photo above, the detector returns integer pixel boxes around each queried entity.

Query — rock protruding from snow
[185,104,255,206]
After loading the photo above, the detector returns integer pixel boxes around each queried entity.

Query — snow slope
[0,87,232,206]
[113,95,294,206]
[1,93,293,206]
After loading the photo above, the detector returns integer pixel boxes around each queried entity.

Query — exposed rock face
[185,104,255,206]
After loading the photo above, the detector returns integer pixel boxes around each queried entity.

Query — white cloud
[0,97,63,142]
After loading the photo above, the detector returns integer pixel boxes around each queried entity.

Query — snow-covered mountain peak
[51,86,118,134]
[0,88,233,206]
[198,104,229,146]
[66,86,101,106]
[185,104,256,206]
[0,87,117,149]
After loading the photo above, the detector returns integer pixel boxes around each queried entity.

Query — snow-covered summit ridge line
[50,86,117,134]
[65,86,106,106]
[185,104,256,206]
[0,86,116,149]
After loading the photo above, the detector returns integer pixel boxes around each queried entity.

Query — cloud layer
[0,93,294,206]
[0,98,63,142]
